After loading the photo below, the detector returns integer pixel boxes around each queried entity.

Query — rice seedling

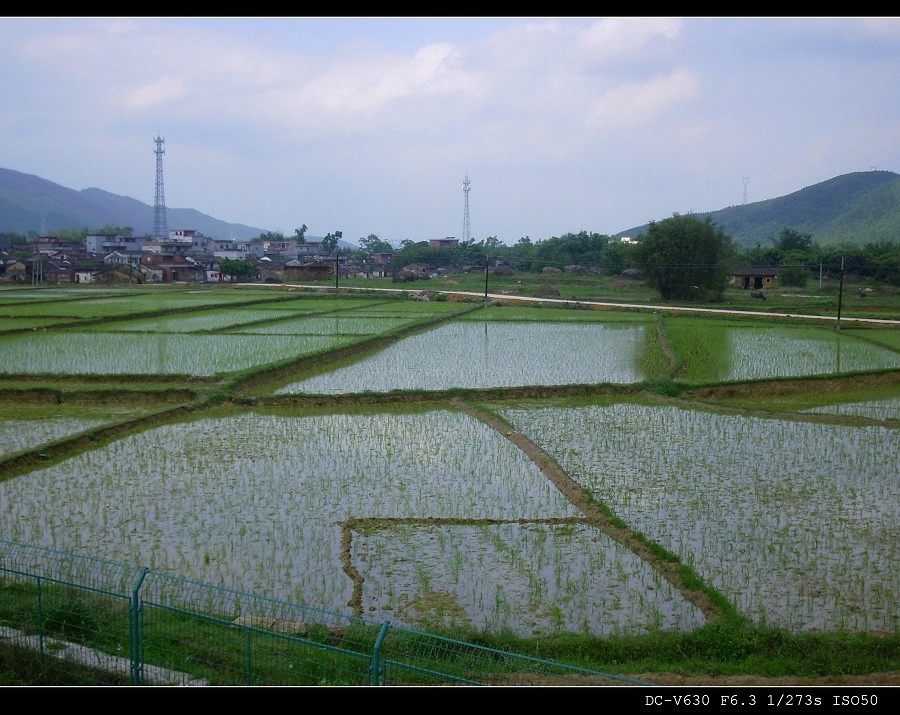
[0,332,358,376]
[275,320,662,394]
[665,318,900,382]
[492,398,898,632]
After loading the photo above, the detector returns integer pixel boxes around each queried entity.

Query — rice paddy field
[0,283,898,657]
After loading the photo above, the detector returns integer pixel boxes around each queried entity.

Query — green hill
[614,170,900,248]
[2,165,898,247]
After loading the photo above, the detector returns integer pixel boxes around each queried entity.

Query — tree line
[4,215,897,302]
[359,216,898,301]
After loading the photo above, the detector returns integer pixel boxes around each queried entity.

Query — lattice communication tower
[154,136,169,240]
[742,177,749,205]
[462,174,471,243]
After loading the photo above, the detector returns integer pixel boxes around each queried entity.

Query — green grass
[1,577,896,685]
[487,624,900,680]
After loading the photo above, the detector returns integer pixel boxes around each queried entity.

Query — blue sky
[1,17,898,245]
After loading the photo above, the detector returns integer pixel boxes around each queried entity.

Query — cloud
[297,42,471,115]
[122,76,188,109]
[586,68,700,131]
[0,17,896,243]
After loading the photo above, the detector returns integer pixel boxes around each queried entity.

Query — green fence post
[35,576,45,674]
[245,627,254,685]
[130,568,149,685]
[369,621,391,685]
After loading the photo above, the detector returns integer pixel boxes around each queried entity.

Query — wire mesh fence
[0,539,651,686]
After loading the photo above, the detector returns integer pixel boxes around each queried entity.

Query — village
[0,229,414,285]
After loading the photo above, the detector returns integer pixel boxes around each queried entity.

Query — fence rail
[0,539,650,686]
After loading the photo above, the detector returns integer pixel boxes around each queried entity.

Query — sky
[1,16,898,246]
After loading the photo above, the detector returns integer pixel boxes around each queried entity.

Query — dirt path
[446,397,725,624]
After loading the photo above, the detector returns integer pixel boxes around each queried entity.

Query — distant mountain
[0,167,266,242]
[2,165,897,249]
[614,170,900,248]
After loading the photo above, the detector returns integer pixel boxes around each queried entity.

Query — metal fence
[0,539,651,686]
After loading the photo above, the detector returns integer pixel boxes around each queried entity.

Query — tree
[218,258,256,282]
[635,214,734,301]
[601,240,633,276]
[0,232,30,246]
[779,250,810,287]
[357,234,393,256]
[294,225,307,244]
[253,231,284,243]
[322,231,342,255]
[774,227,813,253]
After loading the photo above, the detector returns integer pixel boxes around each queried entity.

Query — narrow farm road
[262,283,900,326]
[446,397,725,625]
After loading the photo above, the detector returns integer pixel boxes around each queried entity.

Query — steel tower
[153,136,168,240]
[462,174,471,243]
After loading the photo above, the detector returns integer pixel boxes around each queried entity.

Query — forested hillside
[615,170,899,248]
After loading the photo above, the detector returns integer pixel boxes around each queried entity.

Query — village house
[283,260,332,282]
[140,252,205,282]
[730,267,779,290]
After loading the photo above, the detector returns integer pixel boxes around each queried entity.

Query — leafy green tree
[357,234,393,257]
[394,240,433,266]
[635,214,734,301]
[779,250,810,287]
[54,228,88,242]
[322,231,342,255]
[94,225,134,237]
[253,231,285,243]
[294,225,308,243]
[508,236,534,270]
[774,227,813,252]
[739,243,781,267]
[533,231,609,269]
[218,258,256,282]
[601,240,634,276]
[862,241,900,284]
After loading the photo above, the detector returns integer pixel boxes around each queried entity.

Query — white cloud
[122,76,188,109]
[0,17,896,243]
[577,16,682,58]
[586,68,699,131]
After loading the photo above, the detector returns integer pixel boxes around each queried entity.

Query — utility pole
[334,250,340,297]
[483,248,490,308]
[836,256,845,330]
[462,175,471,244]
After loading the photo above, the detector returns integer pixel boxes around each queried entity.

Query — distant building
[429,237,459,249]
[85,233,144,255]
[284,260,332,281]
[140,252,205,282]
[730,267,778,290]
[263,239,298,256]
[296,241,325,257]
[33,237,82,255]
